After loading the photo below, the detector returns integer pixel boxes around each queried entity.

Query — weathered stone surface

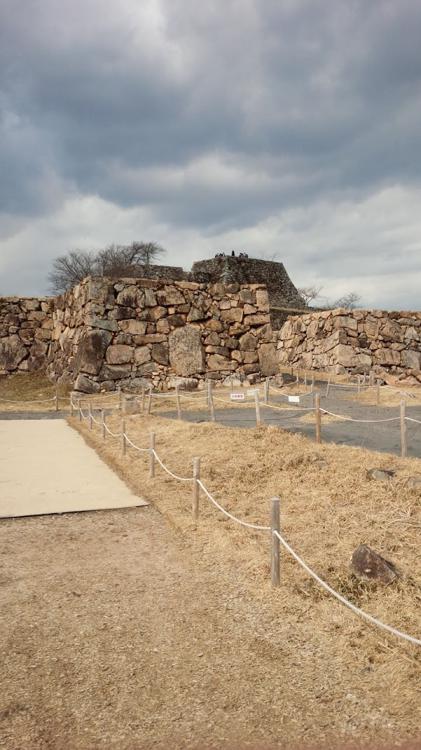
[402,349,421,370]
[118,319,147,335]
[116,286,138,307]
[207,354,237,371]
[0,335,27,371]
[366,468,395,482]
[134,346,151,365]
[239,332,257,351]
[106,344,134,365]
[151,343,169,365]
[74,330,113,376]
[258,343,278,376]
[100,363,133,380]
[89,317,118,332]
[351,544,399,584]
[74,373,101,394]
[220,307,243,323]
[168,325,205,376]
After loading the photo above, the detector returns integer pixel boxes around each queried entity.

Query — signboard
[288,395,300,404]
[230,392,245,401]
[247,389,258,397]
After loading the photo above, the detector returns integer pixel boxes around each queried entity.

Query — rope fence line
[273,530,421,647]
[71,396,421,648]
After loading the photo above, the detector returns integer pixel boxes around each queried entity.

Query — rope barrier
[72,392,421,646]
[152,450,193,482]
[321,409,401,424]
[405,416,421,425]
[197,480,270,531]
[0,395,57,403]
[273,530,421,647]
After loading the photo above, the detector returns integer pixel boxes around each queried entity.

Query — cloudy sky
[1,0,421,308]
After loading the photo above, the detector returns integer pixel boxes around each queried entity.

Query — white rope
[152,450,193,482]
[103,422,121,438]
[0,395,56,403]
[405,416,421,425]
[212,395,252,406]
[197,480,270,531]
[124,434,150,452]
[321,409,401,424]
[273,530,421,647]
[262,402,315,413]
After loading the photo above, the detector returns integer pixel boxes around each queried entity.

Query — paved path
[161,388,421,458]
[0,419,146,517]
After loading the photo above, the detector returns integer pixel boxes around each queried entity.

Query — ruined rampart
[0,297,54,374]
[278,308,421,383]
[47,276,278,392]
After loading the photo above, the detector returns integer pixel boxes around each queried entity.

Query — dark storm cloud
[1,0,421,305]
[2,0,421,229]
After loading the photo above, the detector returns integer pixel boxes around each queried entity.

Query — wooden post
[254,390,263,426]
[141,386,146,413]
[192,457,200,520]
[101,410,106,440]
[55,386,59,412]
[175,385,182,420]
[369,371,375,387]
[357,375,361,394]
[88,403,93,430]
[400,400,407,458]
[149,432,155,478]
[208,381,215,422]
[271,497,280,587]
[376,380,380,406]
[121,419,126,455]
[311,373,315,392]
[264,378,269,404]
[304,371,307,387]
[315,392,322,444]
[70,398,74,417]
[118,387,123,412]
[326,376,331,398]
[78,399,82,422]
[147,385,152,415]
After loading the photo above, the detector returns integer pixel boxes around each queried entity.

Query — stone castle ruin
[1,254,420,391]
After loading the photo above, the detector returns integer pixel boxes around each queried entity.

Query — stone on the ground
[351,544,399,584]
[366,467,395,482]
[406,475,421,490]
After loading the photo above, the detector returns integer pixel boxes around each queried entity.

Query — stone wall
[0,297,54,374]
[191,256,307,310]
[278,308,421,382]
[47,276,278,393]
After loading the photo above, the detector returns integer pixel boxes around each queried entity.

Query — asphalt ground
[159,385,421,459]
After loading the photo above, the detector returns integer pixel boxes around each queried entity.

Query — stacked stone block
[0,297,54,374]
[278,308,421,382]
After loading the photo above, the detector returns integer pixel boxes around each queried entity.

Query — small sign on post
[230,392,245,401]
[288,395,300,404]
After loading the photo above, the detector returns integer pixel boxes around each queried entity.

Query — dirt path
[0,499,419,750]
[0,506,309,750]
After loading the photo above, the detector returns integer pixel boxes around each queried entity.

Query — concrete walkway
[0,419,147,518]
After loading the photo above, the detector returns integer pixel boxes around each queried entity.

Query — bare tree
[297,285,324,305]
[48,250,97,295]
[48,242,166,294]
[332,292,362,309]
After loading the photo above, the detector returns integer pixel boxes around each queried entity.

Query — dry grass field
[70,407,421,747]
[0,372,70,412]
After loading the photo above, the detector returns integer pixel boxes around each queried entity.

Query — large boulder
[0,335,27,371]
[351,544,399,584]
[74,330,112,376]
[168,325,205,376]
[258,343,278,376]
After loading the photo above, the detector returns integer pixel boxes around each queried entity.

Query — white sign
[247,389,258,397]
[230,392,245,401]
[288,395,300,404]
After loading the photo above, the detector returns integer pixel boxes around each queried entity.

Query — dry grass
[0,372,70,412]
[350,385,421,408]
[71,408,421,745]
